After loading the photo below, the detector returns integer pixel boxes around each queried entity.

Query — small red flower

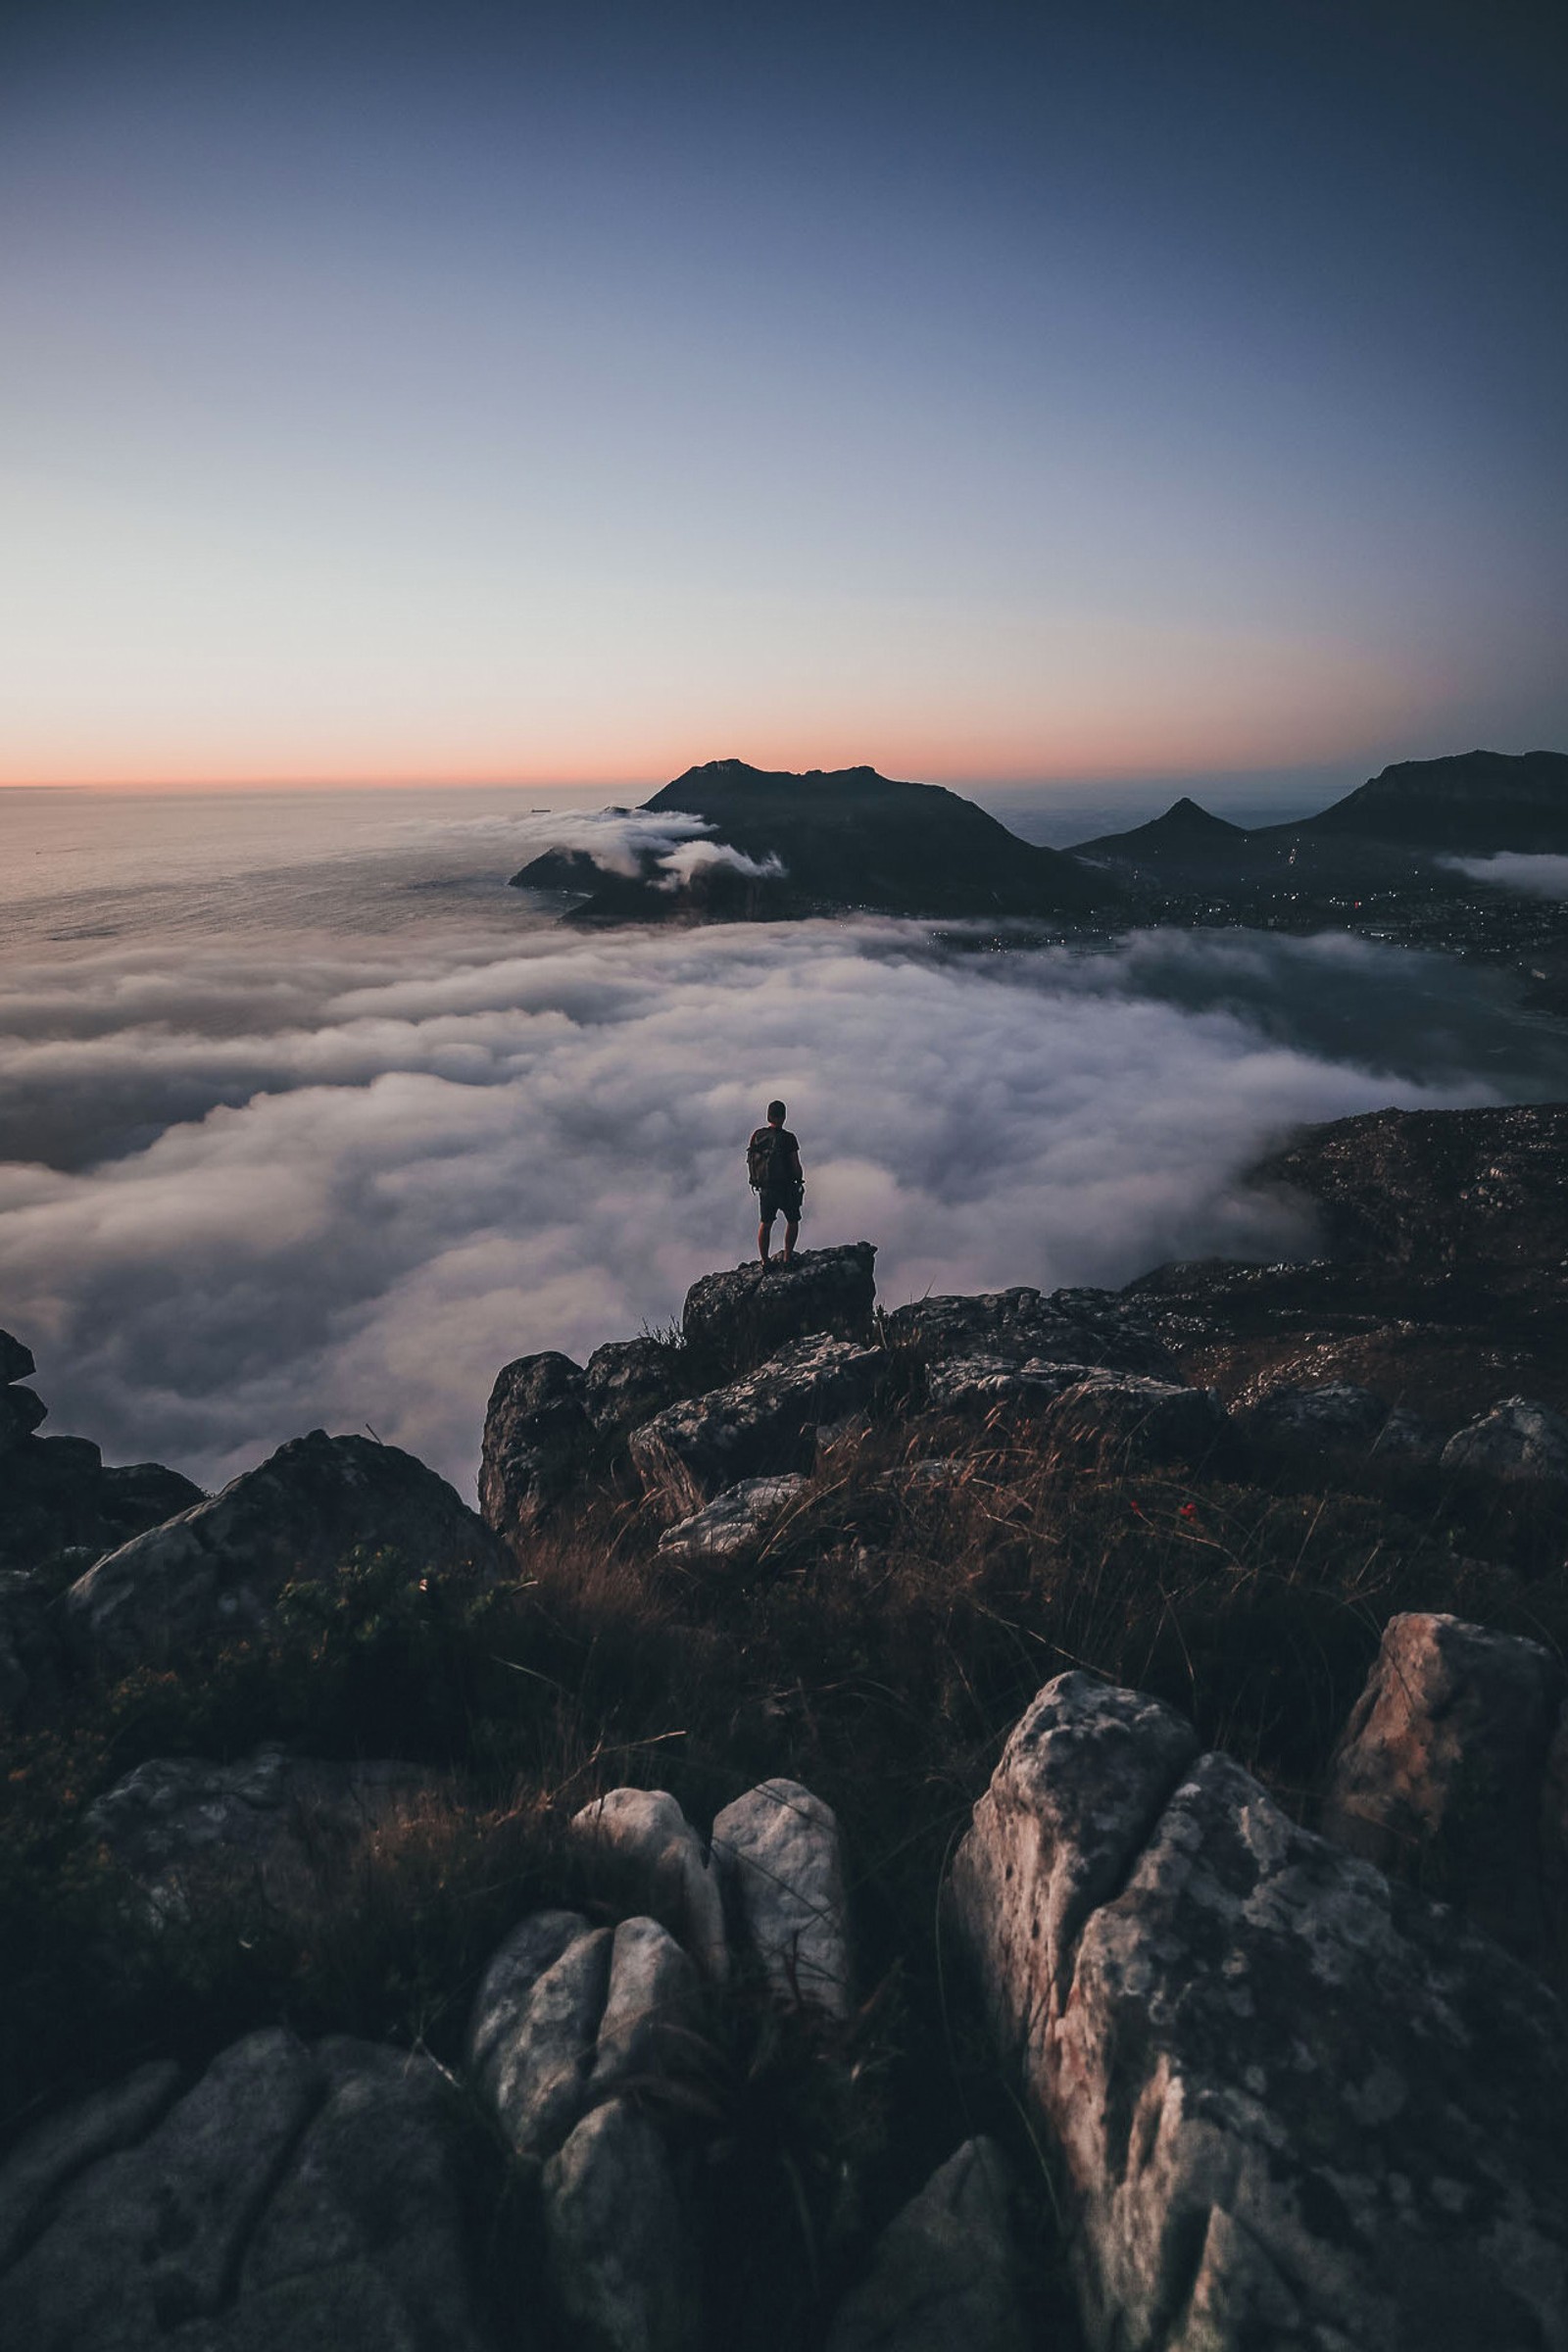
[1179,1502,1199,1520]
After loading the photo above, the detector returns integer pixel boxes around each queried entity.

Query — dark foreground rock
[479,1350,594,1544]
[1323,1612,1567,1963]
[1039,1370,1226,1472]
[86,1748,441,1917]
[826,2136,1029,2352]
[885,1285,1179,1380]
[1135,1102,1568,1423]
[0,2029,499,2352]
[63,1431,510,1673]
[682,1244,878,1368]
[629,1333,882,1512]
[0,1329,202,1583]
[951,1671,1568,2352]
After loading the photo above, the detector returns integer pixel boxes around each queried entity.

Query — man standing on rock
[749,1101,805,1267]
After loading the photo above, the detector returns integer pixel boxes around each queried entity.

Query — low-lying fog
[4,791,1566,1497]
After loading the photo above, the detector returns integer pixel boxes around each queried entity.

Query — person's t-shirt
[751,1128,801,1192]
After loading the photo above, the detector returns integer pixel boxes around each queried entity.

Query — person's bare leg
[781,1216,799,1265]
[758,1215,773,1265]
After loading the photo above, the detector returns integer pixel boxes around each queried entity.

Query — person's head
[767,1100,786,1126]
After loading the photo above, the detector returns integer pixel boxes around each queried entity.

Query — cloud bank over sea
[3,917,1564,1496]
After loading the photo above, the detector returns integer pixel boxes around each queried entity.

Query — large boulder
[63,1431,509,1674]
[656,1473,809,1566]
[925,1355,1098,1413]
[825,2137,1029,2352]
[1234,1380,1441,1459]
[569,1788,729,1980]
[541,2096,698,2352]
[85,1748,440,1917]
[711,1778,851,2019]
[0,1331,203,1582]
[950,1671,1568,2352]
[1322,1612,1566,1959]
[629,1335,882,1513]
[582,1338,684,1434]
[884,1286,1178,1380]
[479,1351,593,1544]
[681,1244,877,1369]
[0,2028,500,2351]
[1040,1371,1226,1472]
[1440,1396,1568,1483]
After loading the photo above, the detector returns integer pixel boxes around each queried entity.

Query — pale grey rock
[238,2038,492,2352]
[64,1431,508,1672]
[479,1350,592,1543]
[682,1244,877,1366]
[0,2060,182,2272]
[1322,1611,1565,1956]
[466,1920,612,2160]
[0,2028,323,2348]
[587,1917,702,2102]
[884,1286,1177,1380]
[584,1339,683,1434]
[1441,1396,1568,1483]
[541,2096,698,2352]
[569,1788,729,1979]
[711,1778,851,2019]
[951,1671,1568,2352]
[656,1475,808,1567]
[464,1909,590,2091]
[1040,1371,1225,1471]
[825,2136,1028,2352]
[630,1336,881,1514]
[925,1355,1097,1412]
[85,1749,438,1915]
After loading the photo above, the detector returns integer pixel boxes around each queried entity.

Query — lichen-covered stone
[479,1351,593,1541]
[583,1339,684,1434]
[1322,1611,1566,1957]
[825,2136,1029,2352]
[924,1356,1097,1413]
[1441,1396,1568,1483]
[884,1286,1177,1380]
[541,2097,698,2352]
[64,1432,508,1673]
[570,1788,729,1979]
[1040,1372,1225,1472]
[712,1778,851,2018]
[682,1245,877,1369]
[629,1336,881,1513]
[656,1475,809,1567]
[951,1672,1568,2352]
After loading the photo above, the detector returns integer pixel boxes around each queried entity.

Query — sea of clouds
[3,912,1564,1497]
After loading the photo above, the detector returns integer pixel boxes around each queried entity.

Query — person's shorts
[758,1185,804,1224]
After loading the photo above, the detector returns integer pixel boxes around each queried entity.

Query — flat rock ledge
[950,1670,1568,2352]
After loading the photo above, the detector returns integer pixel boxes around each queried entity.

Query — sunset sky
[3,0,1564,795]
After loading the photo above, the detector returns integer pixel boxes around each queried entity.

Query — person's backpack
[748,1127,791,1191]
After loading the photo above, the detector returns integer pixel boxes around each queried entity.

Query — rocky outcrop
[1441,1396,1568,1482]
[0,1330,202,1583]
[1135,1103,1568,1424]
[85,1748,440,1916]
[682,1245,878,1368]
[1235,1379,1440,1459]
[1322,1612,1567,1961]
[1040,1371,1226,1472]
[63,1430,509,1674]
[925,1356,1098,1413]
[657,1473,809,1565]
[583,1338,683,1434]
[0,2029,497,2351]
[479,1349,594,1543]
[825,2137,1028,2352]
[951,1670,1568,2352]
[569,1788,729,1981]
[885,1285,1178,1381]
[630,1334,882,1513]
[712,1778,851,2018]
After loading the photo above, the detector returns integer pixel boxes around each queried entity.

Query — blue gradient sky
[2,0,1564,796]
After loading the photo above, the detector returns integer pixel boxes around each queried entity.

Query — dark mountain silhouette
[1074,796,1249,859]
[1298,750,1568,852]
[511,759,1115,923]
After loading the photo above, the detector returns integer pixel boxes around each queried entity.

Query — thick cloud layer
[3,916,1563,1497]
[1445,854,1568,901]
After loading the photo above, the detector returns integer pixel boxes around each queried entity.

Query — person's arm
[789,1138,804,1183]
